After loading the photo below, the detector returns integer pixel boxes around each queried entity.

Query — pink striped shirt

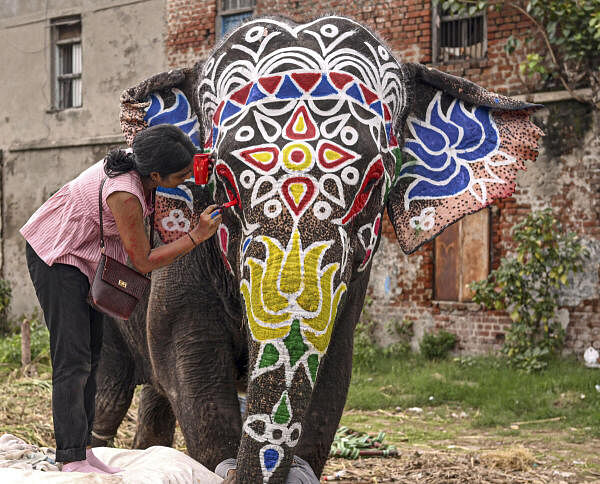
[20,157,152,283]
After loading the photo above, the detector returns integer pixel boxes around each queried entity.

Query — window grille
[432,7,487,63]
[217,0,256,38]
[51,17,82,109]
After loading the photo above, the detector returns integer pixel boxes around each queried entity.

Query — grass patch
[346,353,600,436]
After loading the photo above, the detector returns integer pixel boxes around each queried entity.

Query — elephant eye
[363,177,380,192]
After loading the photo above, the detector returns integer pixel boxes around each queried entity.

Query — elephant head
[120,15,541,482]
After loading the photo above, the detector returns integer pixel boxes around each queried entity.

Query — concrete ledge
[8,134,125,152]
[512,88,592,104]
[433,301,482,312]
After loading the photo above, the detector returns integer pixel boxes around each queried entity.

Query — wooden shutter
[434,209,490,301]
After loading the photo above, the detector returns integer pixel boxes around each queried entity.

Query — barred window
[434,209,490,302]
[432,7,487,63]
[51,16,82,110]
[217,0,256,39]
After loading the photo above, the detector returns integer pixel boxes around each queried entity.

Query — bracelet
[188,232,198,246]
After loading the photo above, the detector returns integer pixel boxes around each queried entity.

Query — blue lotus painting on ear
[400,91,512,206]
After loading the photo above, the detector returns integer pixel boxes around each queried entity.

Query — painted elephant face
[196,20,409,370]
[119,15,541,482]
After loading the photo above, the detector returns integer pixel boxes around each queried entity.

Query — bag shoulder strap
[99,177,107,253]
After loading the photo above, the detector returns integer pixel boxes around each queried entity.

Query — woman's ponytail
[104,149,137,178]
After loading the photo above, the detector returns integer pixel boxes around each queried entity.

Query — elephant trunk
[236,229,348,482]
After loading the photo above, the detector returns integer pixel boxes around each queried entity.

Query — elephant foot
[215,457,319,483]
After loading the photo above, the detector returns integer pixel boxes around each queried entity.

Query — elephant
[92,15,543,483]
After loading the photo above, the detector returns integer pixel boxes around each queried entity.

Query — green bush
[0,279,12,335]
[471,209,589,372]
[419,330,457,360]
[353,297,414,369]
[0,314,50,365]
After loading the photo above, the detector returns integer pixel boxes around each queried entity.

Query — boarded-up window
[51,16,82,110]
[434,209,490,301]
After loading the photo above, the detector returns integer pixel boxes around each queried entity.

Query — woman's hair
[104,124,196,178]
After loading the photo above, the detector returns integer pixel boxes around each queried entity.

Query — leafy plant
[354,297,414,369]
[382,318,414,357]
[0,313,49,365]
[419,330,458,360]
[470,209,589,371]
[438,0,600,109]
[0,279,12,335]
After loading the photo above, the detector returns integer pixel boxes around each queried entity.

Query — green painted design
[259,343,279,369]
[273,393,291,424]
[307,353,319,383]
[384,148,403,203]
[393,147,403,182]
[284,319,308,367]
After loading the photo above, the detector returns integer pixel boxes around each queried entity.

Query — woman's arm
[107,191,221,274]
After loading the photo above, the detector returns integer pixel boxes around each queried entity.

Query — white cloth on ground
[0,434,222,483]
[0,433,59,472]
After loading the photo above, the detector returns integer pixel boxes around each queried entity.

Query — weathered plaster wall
[367,104,600,355]
[0,0,167,317]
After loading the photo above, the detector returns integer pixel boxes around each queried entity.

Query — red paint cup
[194,153,210,185]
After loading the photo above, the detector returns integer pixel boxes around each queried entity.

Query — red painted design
[383,104,392,121]
[341,158,384,225]
[389,127,399,148]
[285,105,317,140]
[237,146,279,172]
[216,163,242,206]
[359,84,379,105]
[218,225,232,272]
[230,82,253,105]
[291,72,321,92]
[330,72,354,90]
[361,249,372,266]
[281,177,316,217]
[317,142,357,170]
[259,76,283,94]
[291,150,305,164]
[213,101,225,125]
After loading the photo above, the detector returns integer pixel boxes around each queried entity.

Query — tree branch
[454,0,590,103]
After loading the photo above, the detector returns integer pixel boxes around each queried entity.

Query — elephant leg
[133,384,176,449]
[92,317,135,447]
[294,275,370,477]
[158,322,242,470]
[147,263,243,470]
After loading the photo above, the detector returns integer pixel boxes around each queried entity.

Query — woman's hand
[189,204,222,243]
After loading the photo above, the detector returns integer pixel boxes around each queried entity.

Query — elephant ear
[386,63,543,254]
[119,67,207,244]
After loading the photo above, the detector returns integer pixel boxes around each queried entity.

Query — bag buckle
[118,280,128,288]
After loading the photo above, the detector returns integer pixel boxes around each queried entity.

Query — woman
[20,124,221,474]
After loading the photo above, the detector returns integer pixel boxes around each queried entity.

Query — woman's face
[155,161,194,188]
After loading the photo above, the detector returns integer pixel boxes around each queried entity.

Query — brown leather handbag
[88,177,152,320]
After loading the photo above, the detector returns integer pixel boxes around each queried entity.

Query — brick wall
[167,0,535,94]
[165,0,600,356]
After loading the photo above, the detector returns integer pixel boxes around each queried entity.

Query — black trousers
[26,243,103,463]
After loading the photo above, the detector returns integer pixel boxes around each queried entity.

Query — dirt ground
[1,369,599,483]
